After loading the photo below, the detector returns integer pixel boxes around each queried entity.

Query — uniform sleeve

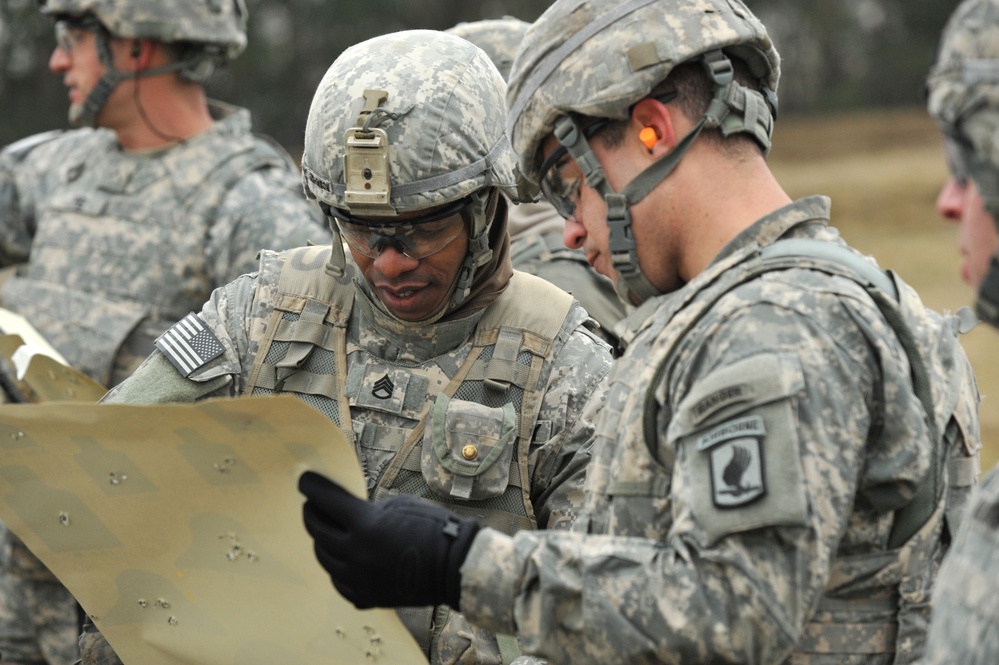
[459,286,931,664]
[527,309,614,531]
[0,145,36,266]
[205,167,331,284]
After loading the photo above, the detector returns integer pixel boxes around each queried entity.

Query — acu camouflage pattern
[926,0,999,177]
[0,523,79,665]
[505,0,780,183]
[507,200,628,352]
[446,17,530,81]
[0,102,330,388]
[301,30,525,215]
[39,0,247,57]
[459,196,981,664]
[446,17,629,351]
[921,465,999,665]
[81,244,613,665]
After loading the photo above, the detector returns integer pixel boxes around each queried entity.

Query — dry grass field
[768,107,998,474]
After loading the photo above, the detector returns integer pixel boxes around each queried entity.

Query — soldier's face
[48,22,136,128]
[937,174,998,289]
[49,23,102,120]
[347,204,470,322]
[539,118,680,298]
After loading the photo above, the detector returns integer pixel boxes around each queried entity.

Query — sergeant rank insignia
[697,415,766,508]
[155,312,225,377]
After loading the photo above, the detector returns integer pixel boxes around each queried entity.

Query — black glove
[298,470,480,610]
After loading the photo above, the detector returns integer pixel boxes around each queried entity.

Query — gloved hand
[298,470,480,610]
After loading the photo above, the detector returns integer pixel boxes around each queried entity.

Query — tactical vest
[0,129,291,387]
[510,229,627,353]
[581,239,978,665]
[244,245,575,664]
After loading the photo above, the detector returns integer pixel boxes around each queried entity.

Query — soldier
[298,1,982,664]
[446,17,629,354]
[0,1,330,663]
[922,1,999,663]
[79,29,613,665]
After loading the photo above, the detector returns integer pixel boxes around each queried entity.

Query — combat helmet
[446,16,530,81]
[927,0,999,325]
[39,0,248,126]
[506,0,780,305]
[302,30,528,321]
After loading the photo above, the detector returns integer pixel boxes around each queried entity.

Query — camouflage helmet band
[39,0,248,58]
[507,0,660,143]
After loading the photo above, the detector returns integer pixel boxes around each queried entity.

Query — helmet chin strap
[70,29,185,128]
[549,50,776,306]
[966,147,999,326]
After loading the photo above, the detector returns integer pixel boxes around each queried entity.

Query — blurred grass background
[770,107,997,475]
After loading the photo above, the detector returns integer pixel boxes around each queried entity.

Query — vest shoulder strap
[642,239,939,549]
[478,270,575,343]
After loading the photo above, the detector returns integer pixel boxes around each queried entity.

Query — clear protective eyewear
[328,197,471,260]
[53,18,97,54]
[537,117,611,219]
[537,91,677,219]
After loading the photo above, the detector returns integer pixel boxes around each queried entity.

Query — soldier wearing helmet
[446,16,630,355]
[923,1,999,663]
[0,1,329,663]
[78,29,613,665]
[298,1,981,664]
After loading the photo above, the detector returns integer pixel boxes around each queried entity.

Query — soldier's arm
[527,307,614,531]
[459,293,916,664]
[0,133,59,266]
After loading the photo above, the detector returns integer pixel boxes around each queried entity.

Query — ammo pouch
[421,395,517,501]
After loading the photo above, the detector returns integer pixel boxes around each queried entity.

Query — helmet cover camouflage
[927,0,999,326]
[506,0,780,183]
[927,0,999,188]
[302,29,525,217]
[39,0,247,60]
[446,16,530,81]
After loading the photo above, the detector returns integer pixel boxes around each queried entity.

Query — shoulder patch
[155,313,225,377]
[699,415,767,508]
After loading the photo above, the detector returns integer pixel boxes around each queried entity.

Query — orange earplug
[639,126,659,150]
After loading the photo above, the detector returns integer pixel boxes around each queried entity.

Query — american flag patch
[155,313,225,377]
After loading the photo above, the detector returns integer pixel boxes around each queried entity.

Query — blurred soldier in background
[298,1,981,663]
[923,1,999,663]
[78,29,613,665]
[0,0,329,663]
[447,17,629,354]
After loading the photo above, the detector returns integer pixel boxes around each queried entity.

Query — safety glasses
[536,91,678,219]
[328,197,471,260]
[53,18,99,54]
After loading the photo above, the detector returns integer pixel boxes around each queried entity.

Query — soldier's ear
[630,97,677,156]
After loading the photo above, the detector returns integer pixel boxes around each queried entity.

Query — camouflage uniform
[0,3,330,664]
[447,17,629,352]
[449,2,983,664]
[460,196,981,664]
[0,103,330,388]
[922,2,999,663]
[79,30,613,665]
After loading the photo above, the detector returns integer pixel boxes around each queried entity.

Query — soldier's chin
[67,104,93,128]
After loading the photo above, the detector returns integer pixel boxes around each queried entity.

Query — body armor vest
[579,240,977,665]
[244,245,575,664]
[0,127,290,387]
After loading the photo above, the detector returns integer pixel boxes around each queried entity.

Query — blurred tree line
[0,0,960,155]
